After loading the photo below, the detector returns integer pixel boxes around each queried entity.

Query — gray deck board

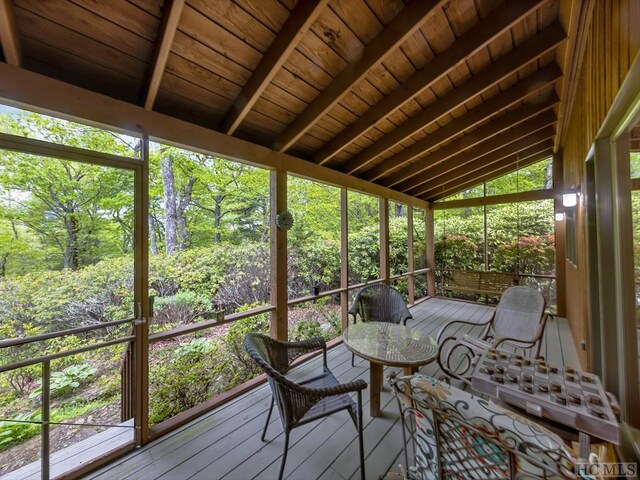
[84,298,577,480]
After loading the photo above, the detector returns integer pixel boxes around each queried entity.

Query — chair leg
[261,396,274,442]
[278,430,290,480]
[357,391,365,480]
[351,352,355,367]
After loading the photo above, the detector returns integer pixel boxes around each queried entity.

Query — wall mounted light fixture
[555,212,565,221]
[562,186,580,208]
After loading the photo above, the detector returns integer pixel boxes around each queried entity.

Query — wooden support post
[426,209,436,297]
[407,205,415,304]
[553,151,567,317]
[380,198,390,284]
[135,136,150,445]
[341,188,349,332]
[270,170,288,341]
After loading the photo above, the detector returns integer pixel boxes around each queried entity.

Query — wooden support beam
[425,209,436,297]
[272,0,446,152]
[425,147,554,201]
[390,102,558,191]
[340,188,349,332]
[270,170,288,341]
[553,150,566,318]
[431,187,559,210]
[407,205,415,304]
[221,0,329,135]
[0,63,429,210]
[143,0,185,110]
[0,0,21,66]
[366,64,562,182]
[342,23,566,175]
[380,198,390,283]
[406,123,556,196]
[312,0,550,165]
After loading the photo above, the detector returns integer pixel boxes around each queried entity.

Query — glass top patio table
[343,321,437,367]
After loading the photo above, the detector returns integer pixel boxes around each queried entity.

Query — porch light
[562,188,579,207]
[555,212,565,221]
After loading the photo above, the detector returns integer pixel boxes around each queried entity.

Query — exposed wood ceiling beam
[342,22,566,175]
[312,0,551,165]
[382,93,559,189]
[405,123,557,196]
[431,185,558,209]
[0,0,22,66]
[220,0,330,135]
[271,0,447,152]
[364,64,562,182]
[421,142,554,200]
[143,0,185,110]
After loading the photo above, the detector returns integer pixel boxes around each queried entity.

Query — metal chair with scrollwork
[435,285,549,384]
[348,283,413,366]
[244,333,367,480]
[389,372,578,479]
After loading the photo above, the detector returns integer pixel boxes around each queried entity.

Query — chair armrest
[435,317,492,346]
[310,378,368,397]
[280,336,327,367]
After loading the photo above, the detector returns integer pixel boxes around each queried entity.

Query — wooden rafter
[143,0,185,111]
[0,0,21,66]
[221,0,329,135]
[421,142,554,200]
[312,0,551,165]
[404,123,557,196]
[271,0,447,152]
[364,64,562,182]
[431,186,558,208]
[342,22,567,175]
[382,94,559,189]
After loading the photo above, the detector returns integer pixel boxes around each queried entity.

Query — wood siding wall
[561,0,640,368]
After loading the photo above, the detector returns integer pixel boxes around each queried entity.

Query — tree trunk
[0,255,6,277]
[161,154,178,255]
[149,211,158,255]
[395,202,404,218]
[214,195,223,244]
[64,214,80,270]
[177,177,196,250]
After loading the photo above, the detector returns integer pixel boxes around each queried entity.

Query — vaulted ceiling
[0,0,579,201]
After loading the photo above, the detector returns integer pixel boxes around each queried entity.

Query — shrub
[223,311,270,382]
[435,234,480,270]
[148,338,234,426]
[153,291,213,327]
[29,363,97,399]
[0,410,41,452]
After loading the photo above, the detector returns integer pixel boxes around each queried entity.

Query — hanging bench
[443,270,516,298]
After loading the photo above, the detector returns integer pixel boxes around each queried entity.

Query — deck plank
[85,298,576,480]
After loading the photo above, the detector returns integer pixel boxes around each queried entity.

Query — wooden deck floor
[86,298,579,480]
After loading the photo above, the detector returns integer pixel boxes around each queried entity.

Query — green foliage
[0,410,41,451]
[154,291,213,326]
[435,234,480,270]
[172,337,215,361]
[29,363,97,399]
[223,311,270,380]
[289,300,341,342]
[492,234,555,274]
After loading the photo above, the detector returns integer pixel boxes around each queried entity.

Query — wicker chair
[389,373,577,479]
[348,284,412,366]
[244,333,367,480]
[436,286,548,383]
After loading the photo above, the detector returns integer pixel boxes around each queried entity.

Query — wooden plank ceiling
[1,0,568,202]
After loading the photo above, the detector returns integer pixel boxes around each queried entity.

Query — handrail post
[41,360,50,480]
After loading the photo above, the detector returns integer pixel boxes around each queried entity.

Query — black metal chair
[244,333,367,480]
[348,283,413,366]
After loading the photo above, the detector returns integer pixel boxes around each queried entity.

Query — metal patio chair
[348,283,413,366]
[390,372,577,479]
[436,285,549,383]
[244,333,366,480]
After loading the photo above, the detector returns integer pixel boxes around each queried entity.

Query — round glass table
[343,321,437,416]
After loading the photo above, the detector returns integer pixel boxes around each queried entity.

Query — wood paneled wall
[561,0,640,368]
